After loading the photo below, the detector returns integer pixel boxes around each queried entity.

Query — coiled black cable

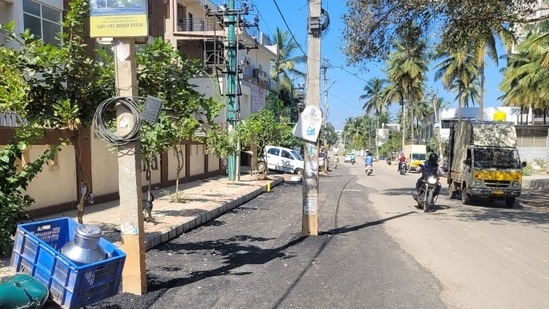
[93,97,142,146]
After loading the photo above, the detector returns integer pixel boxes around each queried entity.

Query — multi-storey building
[0,0,280,215]
[0,0,64,46]
[162,0,278,123]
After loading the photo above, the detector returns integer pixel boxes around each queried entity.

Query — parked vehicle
[403,144,427,172]
[344,153,356,163]
[258,146,304,175]
[413,164,441,212]
[447,120,526,208]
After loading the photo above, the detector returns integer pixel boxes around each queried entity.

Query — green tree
[324,122,339,147]
[269,28,307,120]
[433,49,479,117]
[343,116,366,150]
[467,24,514,119]
[342,0,542,64]
[136,38,222,201]
[269,28,307,90]
[238,109,290,174]
[2,0,113,223]
[499,32,549,116]
[360,77,390,117]
[0,22,58,255]
[386,23,428,144]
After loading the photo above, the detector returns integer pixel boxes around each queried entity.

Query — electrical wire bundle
[93,97,142,147]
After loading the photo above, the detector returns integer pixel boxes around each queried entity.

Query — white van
[258,146,304,175]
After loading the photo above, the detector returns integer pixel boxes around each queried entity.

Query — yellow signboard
[89,0,148,38]
[493,110,506,121]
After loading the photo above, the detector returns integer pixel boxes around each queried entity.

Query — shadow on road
[322,211,416,235]
[146,210,415,295]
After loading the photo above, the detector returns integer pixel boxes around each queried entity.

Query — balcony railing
[173,17,257,39]
[175,17,221,33]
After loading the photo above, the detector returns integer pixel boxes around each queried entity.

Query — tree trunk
[479,63,485,121]
[71,132,90,224]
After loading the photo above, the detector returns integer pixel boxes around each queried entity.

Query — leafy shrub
[0,130,57,256]
[522,164,533,176]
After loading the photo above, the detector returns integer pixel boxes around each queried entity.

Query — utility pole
[206,1,254,182]
[226,0,238,182]
[89,3,149,295]
[303,0,322,236]
[115,38,147,295]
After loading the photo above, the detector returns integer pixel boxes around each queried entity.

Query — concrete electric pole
[114,38,147,295]
[302,0,322,236]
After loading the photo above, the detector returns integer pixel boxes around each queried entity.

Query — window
[281,150,292,159]
[23,0,62,45]
[267,148,280,156]
[188,13,193,31]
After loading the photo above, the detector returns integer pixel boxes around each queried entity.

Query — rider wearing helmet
[414,152,445,197]
[364,152,374,166]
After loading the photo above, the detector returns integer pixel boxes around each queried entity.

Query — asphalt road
[89,162,445,309]
[88,161,549,309]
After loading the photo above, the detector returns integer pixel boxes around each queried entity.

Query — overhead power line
[270,0,307,57]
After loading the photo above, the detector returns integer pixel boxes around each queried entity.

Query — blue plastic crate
[10,217,126,309]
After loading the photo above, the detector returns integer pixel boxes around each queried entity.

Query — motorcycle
[398,162,407,175]
[365,164,373,175]
[412,166,441,212]
[351,158,356,165]
[386,158,392,165]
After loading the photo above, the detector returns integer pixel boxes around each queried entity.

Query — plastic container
[10,217,126,309]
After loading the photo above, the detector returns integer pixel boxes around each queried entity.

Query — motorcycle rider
[364,152,374,169]
[413,153,445,199]
[397,152,407,171]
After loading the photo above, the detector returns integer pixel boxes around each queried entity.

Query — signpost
[89,0,148,38]
[89,0,148,295]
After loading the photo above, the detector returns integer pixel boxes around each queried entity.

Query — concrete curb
[0,176,284,280]
[144,176,284,250]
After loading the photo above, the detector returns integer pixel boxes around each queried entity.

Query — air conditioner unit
[0,0,15,4]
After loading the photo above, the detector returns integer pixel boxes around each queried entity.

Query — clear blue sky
[248,0,507,130]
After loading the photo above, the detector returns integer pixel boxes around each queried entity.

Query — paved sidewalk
[0,172,285,280]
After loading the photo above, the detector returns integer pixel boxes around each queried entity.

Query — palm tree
[413,99,431,142]
[386,23,428,145]
[343,117,366,150]
[359,77,391,155]
[360,77,390,117]
[433,48,479,120]
[500,33,549,123]
[268,28,307,122]
[269,28,307,90]
[469,24,515,120]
